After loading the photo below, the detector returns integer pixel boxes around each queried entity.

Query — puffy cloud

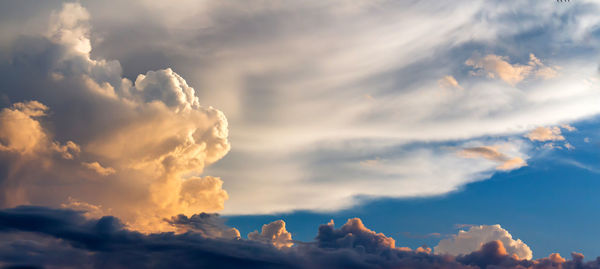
[0,101,49,155]
[458,146,526,171]
[315,218,395,253]
[0,3,231,232]
[435,224,533,260]
[466,54,534,85]
[47,2,91,54]
[466,53,558,85]
[248,220,293,248]
[133,68,200,112]
[526,127,565,142]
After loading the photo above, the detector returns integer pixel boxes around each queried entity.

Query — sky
[0,0,599,268]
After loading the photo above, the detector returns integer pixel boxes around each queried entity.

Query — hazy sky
[0,0,599,268]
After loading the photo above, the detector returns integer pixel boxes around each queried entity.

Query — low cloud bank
[0,206,598,269]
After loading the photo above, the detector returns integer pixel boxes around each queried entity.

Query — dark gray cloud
[0,206,598,269]
[166,213,240,239]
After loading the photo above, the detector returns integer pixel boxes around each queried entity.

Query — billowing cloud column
[0,3,231,232]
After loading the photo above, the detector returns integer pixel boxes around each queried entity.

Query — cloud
[166,213,240,239]
[315,218,396,252]
[248,220,293,248]
[526,127,565,142]
[458,146,527,171]
[0,206,599,269]
[439,75,463,89]
[81,162,115,176]
[435,224,532,260]
[0,2,231,232]
[466,53,558,85]
[0,101,50,155]
[2,0,600,216]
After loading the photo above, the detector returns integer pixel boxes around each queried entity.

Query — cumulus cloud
[316,218,396,252]
[0,3,231,232]
[0,101,50,155]
[0,206,598,269]
[435,224,533,260]
[458,146,527,171]
[248,220,293,248]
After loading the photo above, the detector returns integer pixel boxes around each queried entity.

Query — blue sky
[227,117,600,259]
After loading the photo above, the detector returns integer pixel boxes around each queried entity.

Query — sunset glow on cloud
[1,0,600,268]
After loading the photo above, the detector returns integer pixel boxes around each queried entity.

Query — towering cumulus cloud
[0,3,230,232]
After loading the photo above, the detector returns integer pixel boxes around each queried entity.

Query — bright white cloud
[434,224,533,260]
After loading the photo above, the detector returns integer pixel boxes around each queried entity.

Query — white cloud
[434,224,532,260]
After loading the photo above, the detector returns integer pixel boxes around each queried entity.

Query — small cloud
[458,146,526,171]
[52,141,80,160]
[466,53,558,85]
[561,124,576,132]
[564,142,575,150]
[438,75,463,90]
[525,126,564,142]
[496,157,526,171]
[248,220,293,248]
[526,125,576,150]
[584,137,590,143]
[61,197,110,219]
[81,161,116,176]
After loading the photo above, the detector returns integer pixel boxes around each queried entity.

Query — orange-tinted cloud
[0,3,231,233]
[458,146,526,171]
[248,220,293,248]
[466,53,558,85]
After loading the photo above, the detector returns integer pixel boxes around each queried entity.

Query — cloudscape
[0,0,600,268]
